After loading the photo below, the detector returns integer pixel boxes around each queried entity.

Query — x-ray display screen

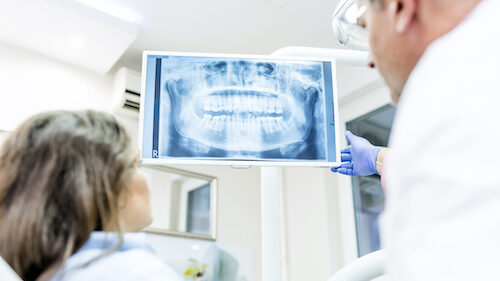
[140,52,340,166]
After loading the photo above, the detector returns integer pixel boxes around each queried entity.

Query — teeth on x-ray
[202,94,283,115]
[198,88,288,136]
[204,113,285,134]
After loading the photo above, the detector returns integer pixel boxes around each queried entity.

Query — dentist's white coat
[382,0,500,280]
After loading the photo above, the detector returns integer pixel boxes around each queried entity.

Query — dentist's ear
[389,0,417,33]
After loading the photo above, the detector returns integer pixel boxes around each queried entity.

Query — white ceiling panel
[0,0,138,74]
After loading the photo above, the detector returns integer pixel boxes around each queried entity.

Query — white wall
[281,167,334,281]
[279,166,354,281]
[0,41,115,131]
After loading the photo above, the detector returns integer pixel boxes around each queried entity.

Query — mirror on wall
[141,165,218,241]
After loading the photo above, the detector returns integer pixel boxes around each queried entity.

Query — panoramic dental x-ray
[157,55,329,161]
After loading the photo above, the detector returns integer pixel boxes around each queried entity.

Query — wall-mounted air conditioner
[113,67,141,118]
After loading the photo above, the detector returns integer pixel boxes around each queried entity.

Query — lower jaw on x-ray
[159,57,327,161]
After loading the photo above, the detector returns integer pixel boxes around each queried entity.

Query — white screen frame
[139,50,341,167]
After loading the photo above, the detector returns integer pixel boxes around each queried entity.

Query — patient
[0,110,182,281]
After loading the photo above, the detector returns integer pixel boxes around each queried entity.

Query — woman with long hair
[0,110,182,281]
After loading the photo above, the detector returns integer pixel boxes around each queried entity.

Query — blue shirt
[51,232,183,281]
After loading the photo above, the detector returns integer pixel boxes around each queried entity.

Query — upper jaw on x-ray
[161,58,325,158]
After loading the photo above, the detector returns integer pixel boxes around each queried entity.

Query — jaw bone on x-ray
[159,56,327,160]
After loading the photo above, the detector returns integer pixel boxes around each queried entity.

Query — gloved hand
[331,131,381,176]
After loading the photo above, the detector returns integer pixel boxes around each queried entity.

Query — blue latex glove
[331,131,381,176]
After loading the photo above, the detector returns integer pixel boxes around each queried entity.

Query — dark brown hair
[0,110,138,281]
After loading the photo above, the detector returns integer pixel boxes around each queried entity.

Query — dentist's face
[161,58,324,158]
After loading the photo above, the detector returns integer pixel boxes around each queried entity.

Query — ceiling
[112,0,344,71]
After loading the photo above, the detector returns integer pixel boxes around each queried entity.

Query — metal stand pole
[261,167,282,281]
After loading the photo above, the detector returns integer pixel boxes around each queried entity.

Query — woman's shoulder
[54,248,183,281]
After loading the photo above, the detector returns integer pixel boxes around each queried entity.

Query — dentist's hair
[0,110,138,281]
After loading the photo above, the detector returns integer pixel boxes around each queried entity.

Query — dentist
[331,0,500,280]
